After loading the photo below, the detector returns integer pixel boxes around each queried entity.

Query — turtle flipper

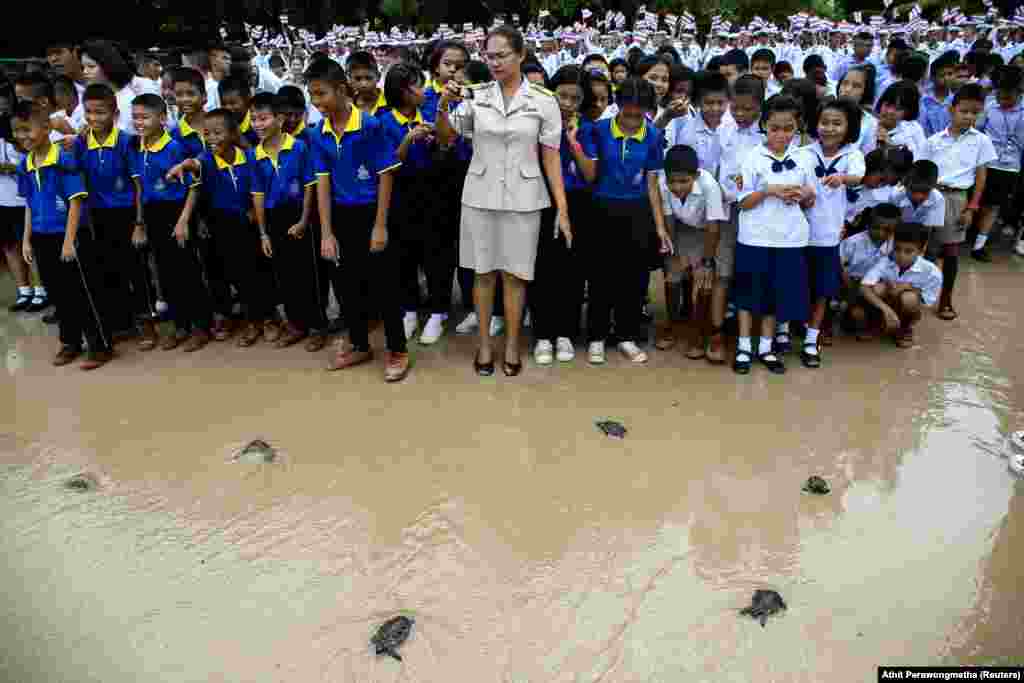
[386,648,403,662]
[759,613,767,627]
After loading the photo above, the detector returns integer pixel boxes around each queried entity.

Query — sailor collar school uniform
[737,144,815,248]
[796,141,866,247]
[921,127,998,190]
[840,231,893,280]
[861,254,943,306]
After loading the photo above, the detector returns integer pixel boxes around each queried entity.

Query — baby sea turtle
[740,589,787,627]
[233,439,277,464]
[596,420,627,439]
[64,473,97,491]
[802,476,830,495]
[371,616,414,661]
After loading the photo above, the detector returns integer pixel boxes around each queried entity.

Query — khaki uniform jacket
[453,79,562,213]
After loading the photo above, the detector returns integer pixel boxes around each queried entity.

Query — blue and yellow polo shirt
[75,127,136,210]
[198,146,255,215]
[131,131,198,205]
[560,119,590,194]
[378,107,435,177]
[17,144,89,235]
[171,115,207,160]
[249,133,316,210]
[238,110,260,148]
[581,117,665,202]
[422,79,444,121]
[308,106,401,207]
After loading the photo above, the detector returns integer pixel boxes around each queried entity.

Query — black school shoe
[733,349,752,375]
[971,248,992,263]
[773,334,793,355]
[26,295,51,313]
[758,352,786,374]
[800,343,822,369]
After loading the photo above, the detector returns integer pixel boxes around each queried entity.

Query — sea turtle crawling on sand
[802,476,830,495]
[372,616,414,661]
[64,474,95,491]
[596,420,627,438]
[233,439,277,464]
[740,589,787,627]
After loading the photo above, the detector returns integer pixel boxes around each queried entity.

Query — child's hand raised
[823,174,845,189]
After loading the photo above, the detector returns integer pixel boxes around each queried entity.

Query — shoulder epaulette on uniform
[529,83,556,98]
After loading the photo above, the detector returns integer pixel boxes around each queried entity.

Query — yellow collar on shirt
[140,131,172,153]
[178,116,204,141]
[611,117,647,142]
[87,127,119,150]
[254,133,296,162]
[371,90,388,114]
[291,119,306,137]
[322,106,362,144]
[214,146,247,170]
[26,143,58,172]
[392,108,424,126]
[239,110,252,134]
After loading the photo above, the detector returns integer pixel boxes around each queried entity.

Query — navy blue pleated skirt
[806,245,841,300]
[734,243,810,322]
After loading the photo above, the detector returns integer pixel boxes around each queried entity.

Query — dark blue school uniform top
[171,116,206,159]
[422,80,443,121]
[130,132,197,205]
[198,146,255,216]
[290,121,313,147]
[378,107,435,178]
[308,107,401,206]
[17,144,89,234]
[561,121,590,194]
[249,133,316,210]
[580,117,664,201]
[75,127,136,210]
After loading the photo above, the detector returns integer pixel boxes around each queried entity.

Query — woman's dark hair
[383,62,424,109]
[81,40,134,89]
[550,64,582,90]
[465,60,492,85]
[780,78,819,131]
[609,57,629,75]
[486,25,525,54]
[522,62,549,88]
[695,71,730,103]
[875,79,920,121]
[839,64,877,108]
[809,96,862,146]
[429,40,470,76]
[759,93,803,133]
[615,77,658,113]
[733,74,766,105]
[581,70,611,116]
[664,144,700,175]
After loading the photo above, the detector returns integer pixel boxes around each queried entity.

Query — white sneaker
[1011,450,1024,477]
[1016,240,1024,257]
[618,341,649,364]
[455,312,479,334]
[155,300,169,314]
[490,316,505,337]
[419,314,445,345]
[534,339,554,366]
[403,312,418,340]
[556,337,575,362]
[588,341,606,365]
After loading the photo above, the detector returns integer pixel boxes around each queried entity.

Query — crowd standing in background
[4,12,1024,380]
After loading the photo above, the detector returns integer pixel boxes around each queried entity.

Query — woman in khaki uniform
[436,26,573,377]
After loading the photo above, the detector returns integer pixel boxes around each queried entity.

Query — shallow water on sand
[2,258,1023,682]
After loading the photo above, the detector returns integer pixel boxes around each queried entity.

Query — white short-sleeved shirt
[666,112,730,176]
[718,124,765,204]
[862,254,943,306]
[796,141,867,246]
[846,184,896,223]
[115,85,138,133]
[864,120,927,160]
[660,168,729,228]
[205,77,221,112]
[921,127,998,189]
[737,143,816,248]
[858,112,878,155]
[890,187,946,228]
[840,231,893,279]
[0,139,26,208]
[982,102,1024,173]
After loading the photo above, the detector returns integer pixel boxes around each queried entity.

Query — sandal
[706,329,726,365]
[937,305,958,321]
[733,349,752,375]
[655,325,677,351]
[758,352,786,375]
[895,329,914,349]
[800,342,821,369]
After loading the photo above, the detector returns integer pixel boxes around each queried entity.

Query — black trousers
[391,174,457,315]
[586,198,654,343]
[31,230,111,351]
[145,201,212,332]
[90,206,154,330]
[530,190,589,341]
[205,209,274,322]
[266,204,324,332]
[328,204,406,353]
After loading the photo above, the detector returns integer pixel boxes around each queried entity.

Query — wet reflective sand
[3,257,1023,682]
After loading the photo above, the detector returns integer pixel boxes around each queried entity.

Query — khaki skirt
[459,205,542,281]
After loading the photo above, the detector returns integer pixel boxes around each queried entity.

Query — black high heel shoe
[474,352,495,377]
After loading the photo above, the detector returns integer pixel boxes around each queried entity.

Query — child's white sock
[775,321,789,337]
[17,285,32,297]
[758,337,773,356]
[805,328,820,346]
[738,336,752,353]
[974,233,988,250]
[33,286,47,297]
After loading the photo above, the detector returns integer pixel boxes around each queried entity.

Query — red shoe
[327,344,373,371]
[384,351,410,382]
[80,350,113,371]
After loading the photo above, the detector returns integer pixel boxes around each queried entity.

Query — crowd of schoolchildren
[1,24,1021,380]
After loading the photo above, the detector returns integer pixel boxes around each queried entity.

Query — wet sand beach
[2,258,1022,682]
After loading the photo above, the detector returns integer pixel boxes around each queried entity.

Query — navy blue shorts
[806,245,841,300]
[0,206,23,247]
[734,243,810,322]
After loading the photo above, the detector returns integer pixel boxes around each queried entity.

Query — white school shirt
[840,231,893,279]
[666,112,731,176]
[796,141,866,247]
[0,139,25,208]
[115,85,139,133]
[981,102,1024,174]
[205,76,221,112]
[890,187,946,229]
[737,143,815,248]
[862,254,943,306]
[660,168,729,227]
[864,120,926,160]
[846,184,896,223]
[921,127,997,190]
[857,112,878,155]
[718,123,765,204]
